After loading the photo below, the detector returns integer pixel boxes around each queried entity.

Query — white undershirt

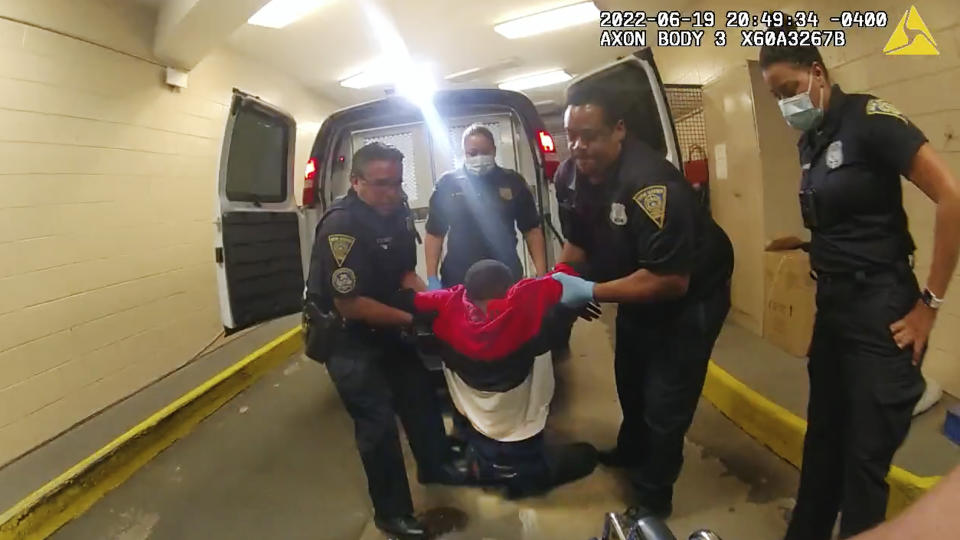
[442,352,555,442]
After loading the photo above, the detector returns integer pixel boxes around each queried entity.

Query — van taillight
[537,130,556,153]
[538,130,560,181]
[303,157,318,206]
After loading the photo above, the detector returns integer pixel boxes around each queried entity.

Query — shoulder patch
[632,185,667,229]
[865,98,907,124]
[331,267,356,294]
[328,234,355,267]
[499,187,513,201]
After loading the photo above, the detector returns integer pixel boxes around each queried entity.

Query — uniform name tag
[633,185,667,229]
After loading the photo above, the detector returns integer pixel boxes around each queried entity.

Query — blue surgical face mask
[464,154,496,176]
[778,72,824,132]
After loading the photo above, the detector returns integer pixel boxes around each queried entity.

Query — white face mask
[464,154,496,176]
[778,71,824,131]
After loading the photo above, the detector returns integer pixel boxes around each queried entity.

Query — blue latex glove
[427,275,443,291]
[551,273,596,308]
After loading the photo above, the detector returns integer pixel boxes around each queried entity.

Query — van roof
[310,88,547,157]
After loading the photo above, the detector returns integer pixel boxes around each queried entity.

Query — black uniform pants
[324,332,448,519]
[614,282,730,505]
[786,269,925,540]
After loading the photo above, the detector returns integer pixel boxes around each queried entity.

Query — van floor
[53,315,801,540]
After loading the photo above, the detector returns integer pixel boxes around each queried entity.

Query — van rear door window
[225,107,288,203]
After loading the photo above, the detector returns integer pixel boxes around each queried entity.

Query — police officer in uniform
[552,84,734,517]
[425,124,547,290]
[305,142,463,539]
[759,40,960,539]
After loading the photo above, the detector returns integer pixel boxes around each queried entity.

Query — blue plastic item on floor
[946,405,960,445]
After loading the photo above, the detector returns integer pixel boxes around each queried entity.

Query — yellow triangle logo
[883,6,939,55]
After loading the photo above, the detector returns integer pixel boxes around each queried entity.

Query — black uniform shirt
[425,166,540,282]
[556,137,733,304]
[798,86,927,273]
[306,189,417,312]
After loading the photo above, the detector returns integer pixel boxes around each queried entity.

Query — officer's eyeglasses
[568,128,612,148]
[357,177,404,191]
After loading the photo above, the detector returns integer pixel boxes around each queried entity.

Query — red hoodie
[413,264,577,363]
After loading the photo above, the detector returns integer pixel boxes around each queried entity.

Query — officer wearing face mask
[425,124,547,290]
[760,37,960,540]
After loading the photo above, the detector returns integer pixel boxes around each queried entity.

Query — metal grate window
[665,84,709,209]
[362,131,419,203]
[664,84,706,164]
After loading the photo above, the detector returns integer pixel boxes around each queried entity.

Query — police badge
[609,202,628,226]
[825,140,843,169]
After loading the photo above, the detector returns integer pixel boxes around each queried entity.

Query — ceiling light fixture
[444,57,522,83]
[498,70,572,91]
[494,2,600,39]
[248,0,327,29]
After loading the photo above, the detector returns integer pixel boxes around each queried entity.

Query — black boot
[374,514,428,539]
[597,447,636,468]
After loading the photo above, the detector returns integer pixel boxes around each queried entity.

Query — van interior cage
[664,84,709,210]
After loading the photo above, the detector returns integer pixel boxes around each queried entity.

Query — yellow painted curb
[0,327,303,540]
[702,360,942,517]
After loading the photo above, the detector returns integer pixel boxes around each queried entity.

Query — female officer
[759,40,960,539]
[424,124,547,289]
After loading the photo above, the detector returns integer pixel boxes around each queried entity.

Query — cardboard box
[763,249,816,357]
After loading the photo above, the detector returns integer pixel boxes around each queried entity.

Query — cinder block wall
[0,1,335,466]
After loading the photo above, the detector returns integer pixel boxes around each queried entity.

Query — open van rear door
[215,89,303,334]
[567,48,680,169]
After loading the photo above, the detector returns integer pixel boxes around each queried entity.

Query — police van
[213,48,681,334]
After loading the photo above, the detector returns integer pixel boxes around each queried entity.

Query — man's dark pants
[613,282,731,508]
[325,331,449,520]
[785,269,925,539]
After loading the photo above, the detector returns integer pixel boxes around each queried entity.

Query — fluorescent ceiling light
[498,70,572,91]
[494,2,600,39]
[445,57,522,83]
[248,0,326,29]
[339,66,391,89]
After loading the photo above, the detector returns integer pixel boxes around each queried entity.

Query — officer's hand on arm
[551,259,602,321]
[889,144,960,364]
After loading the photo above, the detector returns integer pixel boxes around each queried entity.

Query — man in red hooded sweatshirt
[394,259,598,497]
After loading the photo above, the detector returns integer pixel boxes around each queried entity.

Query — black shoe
[418,458,471,486]
[597,447,635,468]
[374,515,427,538]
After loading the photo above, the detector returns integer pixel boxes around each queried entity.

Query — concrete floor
[711,324,960,477]
[53,311,800,540]
[0,314,302,512]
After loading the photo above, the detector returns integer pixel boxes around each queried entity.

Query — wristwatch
[921,288,944,310]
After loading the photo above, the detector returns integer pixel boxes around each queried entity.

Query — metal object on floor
[593,511,722,540]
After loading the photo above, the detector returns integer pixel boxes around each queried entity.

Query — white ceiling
[224,0,704,107]
[140,0,714,108]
